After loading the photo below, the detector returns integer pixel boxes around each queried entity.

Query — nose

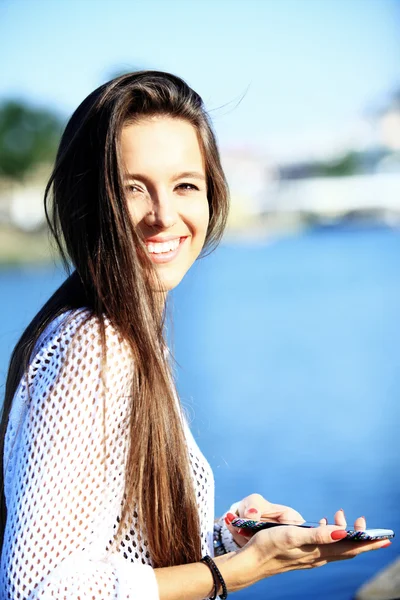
[144,188,177,229]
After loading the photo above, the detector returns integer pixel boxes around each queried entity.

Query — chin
[150,269,187,293]
[158,274,185,292]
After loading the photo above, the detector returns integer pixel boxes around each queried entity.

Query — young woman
[0,71,389,599]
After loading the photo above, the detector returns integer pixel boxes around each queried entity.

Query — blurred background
[0,0,399,598]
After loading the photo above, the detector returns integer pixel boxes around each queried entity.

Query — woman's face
[121,116,210,291]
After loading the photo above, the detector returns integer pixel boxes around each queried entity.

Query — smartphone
[231,518,395,541]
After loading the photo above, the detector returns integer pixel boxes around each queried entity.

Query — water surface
[1,228,399,599]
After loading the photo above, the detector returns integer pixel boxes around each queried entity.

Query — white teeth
[146,238,180,254]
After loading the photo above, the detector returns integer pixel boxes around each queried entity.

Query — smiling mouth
[146,238,181,254]
[144,236,187,263]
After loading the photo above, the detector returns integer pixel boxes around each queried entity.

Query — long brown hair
[0,71,229,567]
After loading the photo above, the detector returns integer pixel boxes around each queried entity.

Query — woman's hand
[215,509,391,593]
[225,493,305,547]
[245,522,388,583]
[224,494,367,549]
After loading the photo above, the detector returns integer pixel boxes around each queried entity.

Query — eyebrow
[124,171,206,182]
[172,171,206,182]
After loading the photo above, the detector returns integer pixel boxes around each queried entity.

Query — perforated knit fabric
[1,309,217,599]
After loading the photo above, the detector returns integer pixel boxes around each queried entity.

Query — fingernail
[339,508,344,513]
[331,530,348,540]
[225,512,236,524]
[381,542,391,548]
[246,508,258,515]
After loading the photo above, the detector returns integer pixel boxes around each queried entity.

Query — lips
[144,236,187,264]
[144,235,183,243]
[146,238,181,254]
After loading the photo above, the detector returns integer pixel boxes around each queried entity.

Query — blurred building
[378,92,400,152]
[221,147,279,228]
[0,90,399,236]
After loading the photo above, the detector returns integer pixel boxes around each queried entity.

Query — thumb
[276,524,349,548]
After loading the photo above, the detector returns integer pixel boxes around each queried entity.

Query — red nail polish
[225,512,236,524]
[331,530,348,540]
[247,508,258,515]
[381,542,391,548]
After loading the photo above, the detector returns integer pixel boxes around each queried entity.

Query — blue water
[1,228,399,599]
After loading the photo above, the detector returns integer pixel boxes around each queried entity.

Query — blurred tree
[0,100,63,181]
[280,151,364,180]
[314,151,360,177]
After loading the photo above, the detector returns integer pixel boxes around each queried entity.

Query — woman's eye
[176,183,199,191]
[126,184,142,194]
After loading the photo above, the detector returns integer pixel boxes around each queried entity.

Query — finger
[274,506,305,525]
[353,516,366,531]
[224,516,251,548]
[266,523,349,551]
[334,509,347,529]
[319,517,328,526]
[315,538,391,560]
[261,504,305,525]
[236,528,253,538]
[225,513,253,537]
[240,496,305,524]
[263,524,390,565]
[241,494,268,520]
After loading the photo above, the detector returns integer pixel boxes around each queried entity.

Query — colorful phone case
[231,518,395,541]
[344,529,394,541]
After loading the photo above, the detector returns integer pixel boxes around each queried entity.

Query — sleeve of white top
[1,311,159,600]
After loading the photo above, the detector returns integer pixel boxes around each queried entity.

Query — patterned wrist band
[200,555,228,600]
[213,522,225,556]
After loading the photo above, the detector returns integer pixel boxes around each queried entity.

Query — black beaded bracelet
[200,555,228,600]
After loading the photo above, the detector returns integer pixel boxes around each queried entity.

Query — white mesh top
[1,309,234,599]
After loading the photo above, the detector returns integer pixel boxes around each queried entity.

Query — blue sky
[1,0,399,160]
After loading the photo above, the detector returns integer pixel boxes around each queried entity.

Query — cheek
[190,197,210,241]
[127,197,149,228]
